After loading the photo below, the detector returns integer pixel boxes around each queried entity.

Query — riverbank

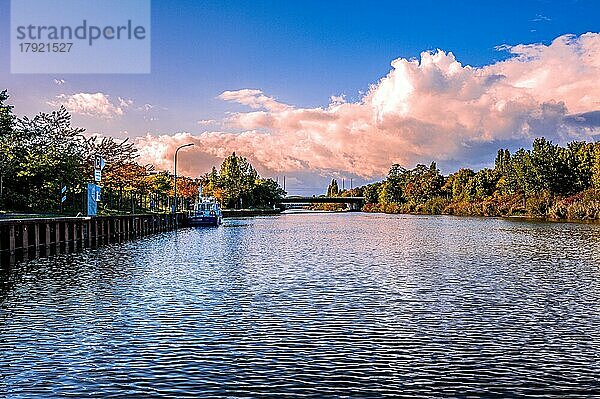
[361,189,600,222]
[0,213,185,264]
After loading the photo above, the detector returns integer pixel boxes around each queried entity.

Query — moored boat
[188,190,223,226]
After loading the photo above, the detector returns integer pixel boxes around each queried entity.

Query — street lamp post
[174,143,194,228]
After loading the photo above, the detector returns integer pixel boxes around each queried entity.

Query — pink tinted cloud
[138,33,600,178]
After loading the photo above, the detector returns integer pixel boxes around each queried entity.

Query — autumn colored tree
[103,162,148,193]
[174,176,200,200]
[401,163,444,204]
[147,172,172,195]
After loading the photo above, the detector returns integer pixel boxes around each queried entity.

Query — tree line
[200,153,286,209]
[0,90,284,215]
[348,138,600,220]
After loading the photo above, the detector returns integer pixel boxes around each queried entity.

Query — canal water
[1,213,600,398]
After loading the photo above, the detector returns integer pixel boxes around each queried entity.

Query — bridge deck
[279,196,364,204]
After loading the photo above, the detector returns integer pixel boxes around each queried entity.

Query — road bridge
[278,196,365,210]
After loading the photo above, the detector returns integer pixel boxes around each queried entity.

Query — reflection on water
[1,213,600,397]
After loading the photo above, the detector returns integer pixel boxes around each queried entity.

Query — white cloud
[118,97,133,108]
[532,14,552,22]
[197,119,218,126]
[218,89,291,112]
[137,103,154,112]
[330,94,346,105]
[48,92,124,119]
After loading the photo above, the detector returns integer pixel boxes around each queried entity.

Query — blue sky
[2,0,597,119]
[1,0,599,194]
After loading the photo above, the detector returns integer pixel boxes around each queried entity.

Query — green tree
[207,153,285,209]
[0,90,16,206]
[376,162,444,205]
[494,149,511,175]
[0,91,13,133]
[565,141,595,192]
[379,180,403,204]
[503,148,537,206]
[148,172,172,195]
[326,179,339,197]
[403,162,444,204]
[219,153,259,208]
[85,136,138,166]
[383,164,408,204]
[529,137,573,195]
[592,143,600,190]
[14,107,87,211]
[363,182,382,204]
[468,168,501,200]
[444,168,475,201]
[252,178,286,207]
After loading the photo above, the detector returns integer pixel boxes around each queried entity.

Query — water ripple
[1,213,600,398]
